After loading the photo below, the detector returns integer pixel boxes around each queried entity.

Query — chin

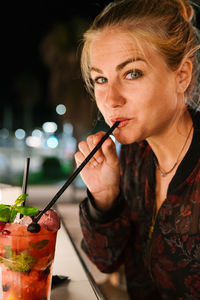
[114,133,137,145]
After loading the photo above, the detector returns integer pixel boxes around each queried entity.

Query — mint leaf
[0,193,39,223]
[14,193,28,206]
[0,246,37,272]
[30,240,49,249]
[16,206,39,216]
[4,245,12,258]
[8,209,18,223]
[6,193,28,223]
[0,206,10,222]
[0,204,10,210]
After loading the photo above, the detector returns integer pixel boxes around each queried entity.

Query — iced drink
[0,209,60,300]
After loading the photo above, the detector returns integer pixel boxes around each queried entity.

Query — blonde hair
[81,0,200,108]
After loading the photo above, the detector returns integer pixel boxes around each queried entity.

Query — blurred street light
[56,104,66,115]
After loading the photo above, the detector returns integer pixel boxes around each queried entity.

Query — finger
[101,138,119,167]
[75,150,98,169]
[78,141,98,167]
[74,151,85,167]
[87,134,105,164]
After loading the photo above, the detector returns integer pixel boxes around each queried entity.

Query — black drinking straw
[20,157,30,218]
[22,157,30,196]
[33,121,120,224]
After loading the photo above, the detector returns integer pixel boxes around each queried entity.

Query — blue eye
[126,70,143,80]
[94,77,107,84]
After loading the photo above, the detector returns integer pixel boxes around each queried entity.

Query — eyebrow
[90,57,145,74]
[117,57,145,71]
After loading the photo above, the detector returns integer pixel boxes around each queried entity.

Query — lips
[111,118,130,128]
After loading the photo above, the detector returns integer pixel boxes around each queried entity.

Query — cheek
[95,90,106,110]
[95,97,103,112]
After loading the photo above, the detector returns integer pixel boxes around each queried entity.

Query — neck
[147,109,193,174]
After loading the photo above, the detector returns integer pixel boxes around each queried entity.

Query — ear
[176,59,193,93]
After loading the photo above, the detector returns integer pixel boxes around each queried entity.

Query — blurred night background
[0,1,199,188]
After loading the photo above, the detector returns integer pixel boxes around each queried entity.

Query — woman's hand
[75,131,120,211]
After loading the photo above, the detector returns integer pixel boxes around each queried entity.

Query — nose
[104,82,126,108]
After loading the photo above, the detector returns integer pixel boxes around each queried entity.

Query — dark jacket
[79,109,200,299]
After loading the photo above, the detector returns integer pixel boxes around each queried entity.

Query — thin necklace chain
[153,125,193,177]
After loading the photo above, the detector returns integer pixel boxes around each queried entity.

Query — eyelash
[92,77,107,85]
[92,69,143,85]
[125,69,143,80]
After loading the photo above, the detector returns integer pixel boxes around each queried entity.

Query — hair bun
[178,0,194,22]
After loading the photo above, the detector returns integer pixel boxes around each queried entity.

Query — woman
[75,0,200,298]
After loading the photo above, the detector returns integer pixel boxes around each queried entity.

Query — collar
[148,109,200,193]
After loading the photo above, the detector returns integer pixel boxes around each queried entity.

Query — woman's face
[89,29,185,144]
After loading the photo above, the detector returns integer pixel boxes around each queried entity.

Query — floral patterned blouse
[79,109,200,300]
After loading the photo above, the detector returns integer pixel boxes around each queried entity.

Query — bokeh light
[42,122,58,133]
[15,129,26,140]
[46,136,59,148]
[56,104,66,115]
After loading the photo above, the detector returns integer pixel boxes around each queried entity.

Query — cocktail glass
[0,121,119,299]
[0,221,58,300]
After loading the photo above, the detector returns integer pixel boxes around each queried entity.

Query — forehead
[90,29,152,64]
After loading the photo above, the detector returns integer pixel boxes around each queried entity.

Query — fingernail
[97,156,104,163]
[92,161,98,167]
